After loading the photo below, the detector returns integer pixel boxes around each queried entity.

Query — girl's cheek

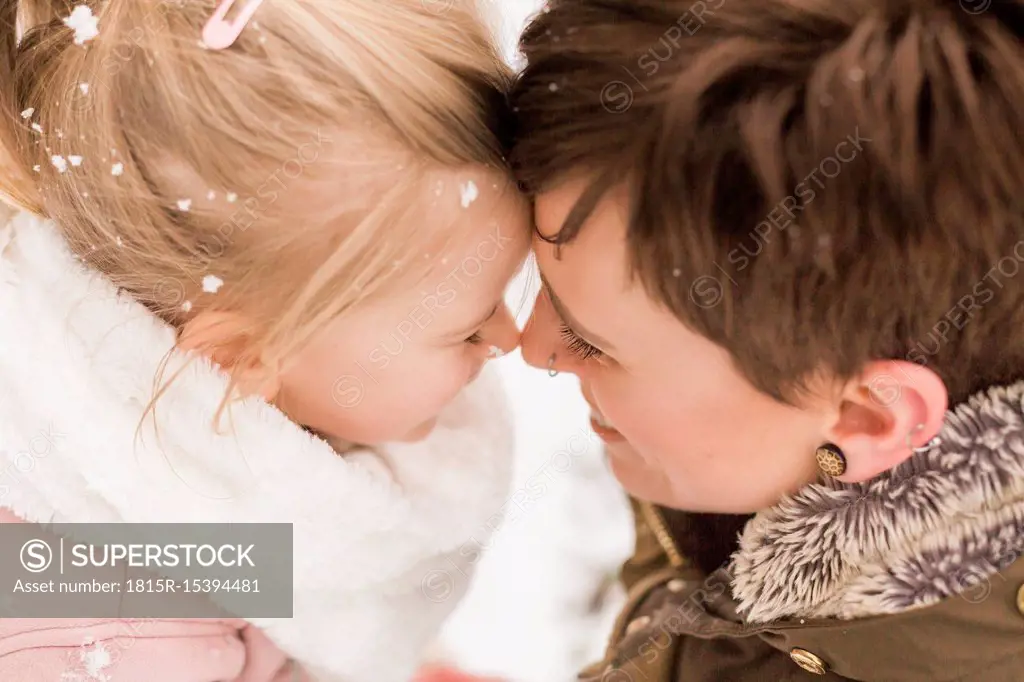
[435,351,476,395]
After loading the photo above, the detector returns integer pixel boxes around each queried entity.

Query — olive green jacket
[581,384,1024,681]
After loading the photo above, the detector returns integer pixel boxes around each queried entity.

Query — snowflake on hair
[460,180,479,208]
[63,5,100,46]
[202,275,224,294]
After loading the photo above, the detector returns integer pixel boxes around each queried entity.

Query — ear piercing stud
[907,423,941,453]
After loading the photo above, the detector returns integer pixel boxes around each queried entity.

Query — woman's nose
[520,289,575,374]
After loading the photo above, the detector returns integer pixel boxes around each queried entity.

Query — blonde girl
[0,1,529,680]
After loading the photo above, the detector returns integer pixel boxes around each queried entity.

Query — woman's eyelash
[466,332,483,345]
[559,323,603,360]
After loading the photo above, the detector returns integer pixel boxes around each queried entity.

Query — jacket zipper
[638,501,687,568]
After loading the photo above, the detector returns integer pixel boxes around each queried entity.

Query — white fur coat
[0,210,515,682]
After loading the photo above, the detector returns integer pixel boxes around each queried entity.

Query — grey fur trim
[730,381,1024,623]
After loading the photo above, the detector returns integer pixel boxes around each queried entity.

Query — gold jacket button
[1016,583,1024,615]
[667,578,687,593]
[790,648,828,675]
[625,615,651,636]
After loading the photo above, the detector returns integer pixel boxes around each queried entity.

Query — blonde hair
[0,0,512,393]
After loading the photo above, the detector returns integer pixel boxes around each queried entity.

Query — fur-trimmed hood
[731,381,1024,623]
[0,210,515,682]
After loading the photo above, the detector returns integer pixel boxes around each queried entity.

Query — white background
[434,3,635,681]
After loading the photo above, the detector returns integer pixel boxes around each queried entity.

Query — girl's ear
[824,360,948,483]
[177,311,282,401]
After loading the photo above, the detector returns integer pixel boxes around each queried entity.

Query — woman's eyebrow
[539,274,615,351]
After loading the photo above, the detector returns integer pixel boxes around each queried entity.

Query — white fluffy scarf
[0,210,515,682]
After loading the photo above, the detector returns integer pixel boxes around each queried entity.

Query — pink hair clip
[202,0,265,50]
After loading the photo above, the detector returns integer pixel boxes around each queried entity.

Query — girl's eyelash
[466,332,483,345]
[559,323,603,360]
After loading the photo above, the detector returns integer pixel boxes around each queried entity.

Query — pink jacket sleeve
[0,509,310,682]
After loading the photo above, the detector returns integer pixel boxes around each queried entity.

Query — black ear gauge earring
[815,442,847,477]
[547,353,559,377]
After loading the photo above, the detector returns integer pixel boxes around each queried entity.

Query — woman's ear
[824,360,948,482]
[177,311,282,401]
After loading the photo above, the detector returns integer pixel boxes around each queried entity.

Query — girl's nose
[482,304,521,356]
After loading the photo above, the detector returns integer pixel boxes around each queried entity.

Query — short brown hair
[511,0,1024,405]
